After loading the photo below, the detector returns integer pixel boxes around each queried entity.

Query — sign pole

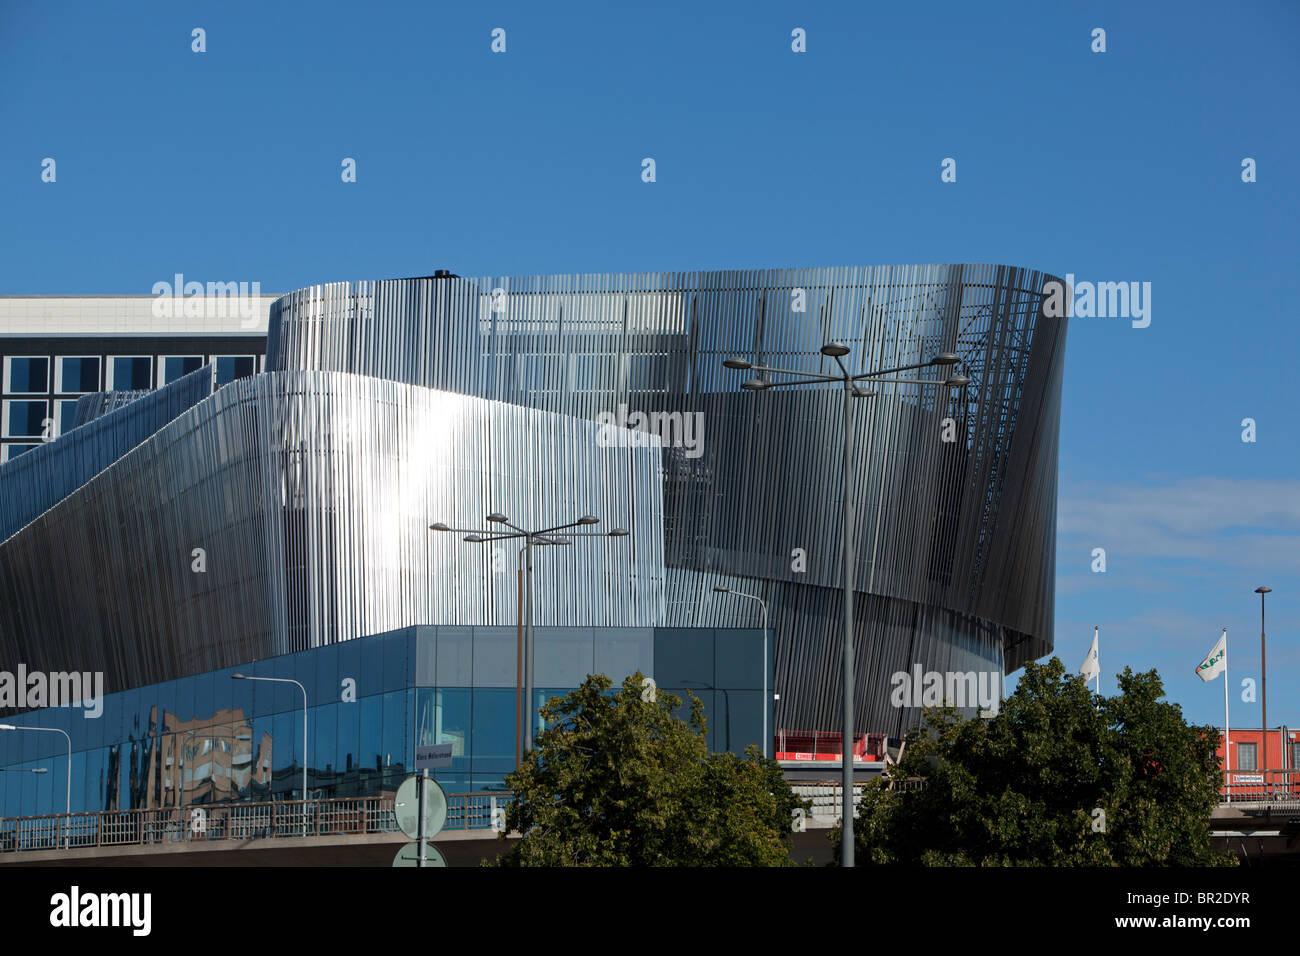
[417,769,428,868]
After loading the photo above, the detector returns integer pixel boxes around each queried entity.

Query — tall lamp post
[1256,586,1271,771]
[0,724,71,848]
[722,341,965,867]
[232,675,308,837]
[431,513,630,753]
[713,586,771,758]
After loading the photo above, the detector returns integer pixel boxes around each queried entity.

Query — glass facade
[0,625,768,819]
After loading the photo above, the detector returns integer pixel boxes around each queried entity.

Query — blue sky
[2,0,1297,728]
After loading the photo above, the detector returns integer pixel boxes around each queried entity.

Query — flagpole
[1223,628,1230,795]
[1095,626,1100,697]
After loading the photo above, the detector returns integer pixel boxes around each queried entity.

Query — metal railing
[1220,769,1300,807]
[0,792,514,855]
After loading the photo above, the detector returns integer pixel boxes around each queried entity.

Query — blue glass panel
[654,628,714,687]
[335,638,362,700]
[272,711,296,799]
[381,690,408,779]
[313,703,337,791]
[6,400,48,437]
[8,357,48,393]
[358,695,383,790]
[472,688,515,787]
[382,629,409,692]
[162,356,203,384]
[60,356,100,393]
[192,671,215,724]
[716,630,766,690]
[534,627,593,688]
[595,627,654,684]
[170,675,195,724]
[361,635,384,699]
[473,627,516,688]
[436,627,473,687]
[316,645,339,707]
[111,356,151,390]
[414,626,436,687]
[430,689,471,781]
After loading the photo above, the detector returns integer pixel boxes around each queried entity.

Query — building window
[4,356,49,394]
[55,356,101,394]
[2,400,49,439]
[56,399,81,438]
[158,356,204,386]
[107,356,152,391]
[0,444,40,463]
[212,356,256,387]
[1237,742,1257,771]
[1292,741,1299,770]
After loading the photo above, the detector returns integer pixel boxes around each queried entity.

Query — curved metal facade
[0,371,665,697]
[266,265,1066,738]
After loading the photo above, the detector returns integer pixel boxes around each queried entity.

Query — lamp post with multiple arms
[722,341,966,867]
[232,674,308,837]
[1256,586,1271,769]
[431,513,630,753]
[712,586,771,758]
[0,724,71,848]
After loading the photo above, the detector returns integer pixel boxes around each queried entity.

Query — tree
[835,658,1235,866]
[489,672,805,866]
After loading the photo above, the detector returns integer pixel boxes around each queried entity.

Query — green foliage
[489,672,806,866]
[835,658,1235,866]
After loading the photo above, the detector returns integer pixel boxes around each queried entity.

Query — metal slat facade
[264,264,1065,738]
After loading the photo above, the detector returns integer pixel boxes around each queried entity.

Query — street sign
[416,743,453,770]
[394,775,447,840]
[393,842,447,867]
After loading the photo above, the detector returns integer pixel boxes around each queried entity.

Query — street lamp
[431,514,631,753]
[0,724,71,848]
[232,675,308,837]
[1256,586,1272,770]
[713,586,771,758]
[723,340,963,867]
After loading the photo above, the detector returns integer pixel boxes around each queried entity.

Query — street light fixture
[1256,586,1272,769]
[232,674,309,837]
[430,513,631,754]
[0,724,71,848]
[723,339,963,868]
[713,586,771,758]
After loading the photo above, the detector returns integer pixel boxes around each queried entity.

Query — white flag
[1079,630,1099,682]
[1195,630,1227,682]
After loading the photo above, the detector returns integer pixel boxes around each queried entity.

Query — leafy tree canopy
[490,673,805,866]
[837,658,1235,866]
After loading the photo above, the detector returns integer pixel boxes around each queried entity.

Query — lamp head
[741,378,770,391]
[578,515,600,526]
[486,513,509,524]
[232,674,247,680]
[722,357,752,370]
[608,528,630,537]
[464,534,485,543]
[1256,586,1272,594]
[713,586,731,593]
[429,522,451,532]
[820,342,851,357]
[931,351,959,366]
[944,374,970,387]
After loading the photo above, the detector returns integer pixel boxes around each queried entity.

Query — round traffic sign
[392,841,447,867]
[394,775,447,840]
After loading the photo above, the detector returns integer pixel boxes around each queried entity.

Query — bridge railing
[0,791,514,855]
[1220,769,1300,807]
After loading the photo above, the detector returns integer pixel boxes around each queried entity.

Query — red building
[1213,727,1300,801]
